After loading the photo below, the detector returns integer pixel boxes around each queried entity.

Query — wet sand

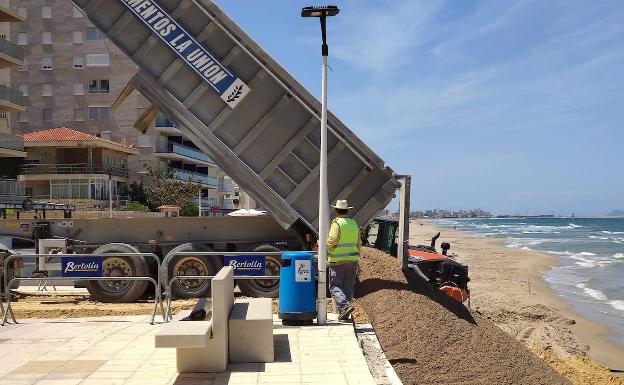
[410,221,624,372]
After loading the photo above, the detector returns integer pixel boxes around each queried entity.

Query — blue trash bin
[278,251,316,324]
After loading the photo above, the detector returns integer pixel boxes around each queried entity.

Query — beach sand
[410,221,624,383]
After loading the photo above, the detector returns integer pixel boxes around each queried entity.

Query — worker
[327,199,361,321]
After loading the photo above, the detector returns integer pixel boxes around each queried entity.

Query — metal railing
[161,251,318,320]
[174,169,219,187]
[219,183,234,193]
[0,179,24,196]
[0,132,24,152]
[19,163,129,178]
[169,142,215,164]
[0,85,26,107]
[0,38,24,62]
[1,253,166,325]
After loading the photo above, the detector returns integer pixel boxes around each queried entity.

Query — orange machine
[407,235,470,303]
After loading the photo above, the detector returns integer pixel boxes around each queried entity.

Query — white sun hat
[331,199,353,209]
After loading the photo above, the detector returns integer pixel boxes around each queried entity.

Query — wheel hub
[100,257,133,293]
[173,256,209,292]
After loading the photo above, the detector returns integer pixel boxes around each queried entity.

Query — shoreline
[410,220,624,371]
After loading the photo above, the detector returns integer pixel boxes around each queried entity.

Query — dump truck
[0,0,410,302]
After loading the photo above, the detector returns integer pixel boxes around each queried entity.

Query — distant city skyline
[215,0,623,217]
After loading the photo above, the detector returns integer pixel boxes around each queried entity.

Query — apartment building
[19,127,138,206]
[0,0,27,179]
[3,0,240,211]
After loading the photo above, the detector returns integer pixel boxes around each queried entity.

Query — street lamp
[301,5,340,326]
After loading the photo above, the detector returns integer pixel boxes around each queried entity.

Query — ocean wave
[506,239,549,249]
[568,223,583,228]
[544,250,574,256]
[610,300,624,312]
[588,235,609,240]
[576,283,609,301]
[565,252,624,268]
[601,231,624,235]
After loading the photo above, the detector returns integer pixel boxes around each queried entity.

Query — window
[18,7,27,18]
[86,53,109,67]
[73,83,84,95]
[73,31,83,44]
[41,6,52,18]
[137,134,152,148]
[73,6,83,18]
[18,84,28,97]
[42,109,53,122]
[86,27,105,41]
[18,112,28,122]
[88,79,110,94]
[0,34,5,40]
[0,112,7,119]
[74,109,84,121]
[17,33,27,46]
[88,106,109,120]
[42,83,53,96]
[41,32,52,45]
[73,56,84,69]
[41,57,52,70]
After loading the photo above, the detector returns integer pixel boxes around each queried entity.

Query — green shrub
[118,202,151,212]
[180,202,199,217]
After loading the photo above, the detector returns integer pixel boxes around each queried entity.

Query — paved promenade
[0,315,376,385]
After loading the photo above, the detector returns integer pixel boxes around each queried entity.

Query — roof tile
[22,127,136,149]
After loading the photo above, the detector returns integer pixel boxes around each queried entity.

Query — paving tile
[34,379,82,385]
[0,380,36,385]
[76,379,126,385]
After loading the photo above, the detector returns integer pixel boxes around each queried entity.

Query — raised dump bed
[70,0,398,234]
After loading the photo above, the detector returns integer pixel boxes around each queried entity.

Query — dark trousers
[329,262,357,312]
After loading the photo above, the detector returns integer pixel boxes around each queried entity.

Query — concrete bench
[155,266,234,373]
[229,298,274,363]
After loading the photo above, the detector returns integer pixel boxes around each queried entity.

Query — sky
[214,0,623,216]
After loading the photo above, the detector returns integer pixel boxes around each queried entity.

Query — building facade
[19,127,138,208]
[0,0,27,179]
[3,0,240,211]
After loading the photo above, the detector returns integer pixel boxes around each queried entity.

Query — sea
[436,217,624,350]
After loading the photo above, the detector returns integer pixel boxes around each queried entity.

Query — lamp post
[301,5,340,326]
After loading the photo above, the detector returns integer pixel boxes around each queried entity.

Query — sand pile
[355,248,572,385]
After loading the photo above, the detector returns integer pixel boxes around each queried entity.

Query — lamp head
[301,5,340,18]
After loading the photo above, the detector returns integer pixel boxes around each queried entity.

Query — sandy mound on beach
[355,247,572,385]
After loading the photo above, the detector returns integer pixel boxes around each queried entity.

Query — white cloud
[332,0,441,73]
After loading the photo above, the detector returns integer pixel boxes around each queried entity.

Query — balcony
[0,85,26,112]
[194,197,218,208]
[174,169,218,188]
[156,142,215,166]
[0,132,26,157]
[0,38,25,68]
[0,6,26,22]
[154,116,181,135]
[219,181,234,193]
[19,164,129,178]
[0,179,27,205]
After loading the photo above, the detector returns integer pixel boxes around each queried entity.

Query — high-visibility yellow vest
[328,217,359,263]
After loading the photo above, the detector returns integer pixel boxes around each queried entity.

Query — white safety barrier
[1,253,166,325]
[161,251,317,321]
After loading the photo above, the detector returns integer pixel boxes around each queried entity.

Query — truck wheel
[86,243,149,303]
[238,245,282,298]
[166,243,219,299]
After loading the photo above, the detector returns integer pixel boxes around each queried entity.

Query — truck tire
[166,243,219,299]
[238,245,282,298]
[86,243,149,303]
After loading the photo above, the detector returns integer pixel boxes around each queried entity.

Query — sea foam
[576,283,609,301]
